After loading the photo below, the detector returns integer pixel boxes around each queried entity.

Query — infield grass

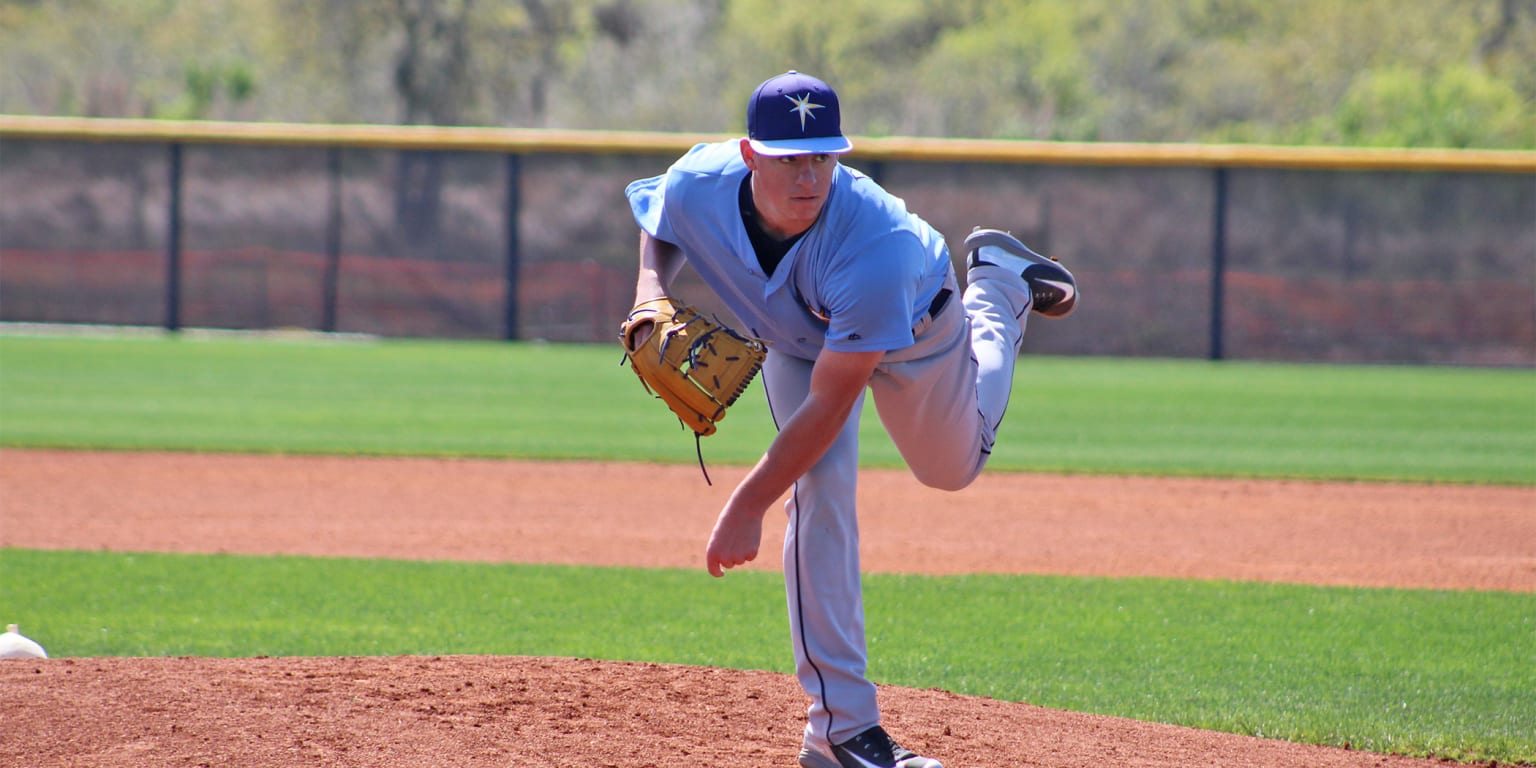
[1,548,1531,763]
[1,333,1532,483]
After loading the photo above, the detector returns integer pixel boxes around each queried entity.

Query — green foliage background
[2,0,1532,148]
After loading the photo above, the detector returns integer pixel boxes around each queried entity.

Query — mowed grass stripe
[1,549,1531,763]
[2,334,1532,483]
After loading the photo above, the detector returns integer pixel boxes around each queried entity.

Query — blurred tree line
[1,0,1532,149]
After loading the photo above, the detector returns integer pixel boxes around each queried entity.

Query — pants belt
[912,287,954,337]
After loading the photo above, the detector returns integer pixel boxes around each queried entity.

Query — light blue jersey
[625,141,952,361]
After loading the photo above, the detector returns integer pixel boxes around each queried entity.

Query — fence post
[503,153,522,341]
[1208,166,1228,361]
[322,147,342,333]
[863,160,886,187]
[165,143,183,332]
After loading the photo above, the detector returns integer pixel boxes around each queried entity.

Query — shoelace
[844,730,901,764]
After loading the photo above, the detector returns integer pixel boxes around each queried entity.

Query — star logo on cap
[784,93,825,132]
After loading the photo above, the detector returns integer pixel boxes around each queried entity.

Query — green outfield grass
[1,333,1532,483]
[1,549,1530,763]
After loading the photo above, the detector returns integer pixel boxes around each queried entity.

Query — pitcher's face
[741,141,837,239]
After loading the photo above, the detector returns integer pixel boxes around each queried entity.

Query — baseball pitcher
[620,71,1077,768]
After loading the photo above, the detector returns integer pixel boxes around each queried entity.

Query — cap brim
[748,136,853,156]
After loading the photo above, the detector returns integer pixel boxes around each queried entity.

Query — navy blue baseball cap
[746,71,853,156]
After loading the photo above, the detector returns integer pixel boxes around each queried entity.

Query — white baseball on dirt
[0,623,48,659]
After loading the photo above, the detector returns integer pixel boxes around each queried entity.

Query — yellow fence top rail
[3,115,1534,174]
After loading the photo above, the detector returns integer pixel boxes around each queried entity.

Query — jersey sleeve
[624,172,678,243]
[624,142,722,243]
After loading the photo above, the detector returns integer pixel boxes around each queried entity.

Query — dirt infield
[2,449,1533,767]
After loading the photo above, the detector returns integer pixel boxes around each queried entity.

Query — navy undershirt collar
[739,174,804,276]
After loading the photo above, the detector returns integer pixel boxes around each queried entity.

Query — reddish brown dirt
[2,449,1533,767]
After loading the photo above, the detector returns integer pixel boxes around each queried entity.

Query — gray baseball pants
[761,266,1032,750]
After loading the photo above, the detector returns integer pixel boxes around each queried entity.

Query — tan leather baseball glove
[619,297,766,438]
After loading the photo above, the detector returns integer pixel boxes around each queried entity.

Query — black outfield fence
[2,116,1532,365]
